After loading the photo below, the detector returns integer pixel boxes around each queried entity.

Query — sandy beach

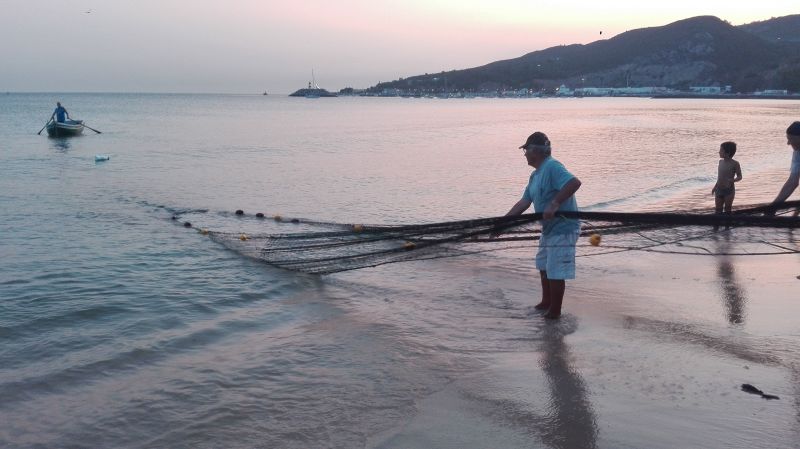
[369,250,800,449]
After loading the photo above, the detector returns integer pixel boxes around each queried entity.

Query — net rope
[170,201,800,275]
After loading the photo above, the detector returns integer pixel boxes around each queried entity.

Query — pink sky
[2,0,797,93]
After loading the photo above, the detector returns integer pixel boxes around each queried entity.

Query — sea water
[1,93,798,448]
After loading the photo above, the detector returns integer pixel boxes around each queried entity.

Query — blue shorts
[535,232,578,280]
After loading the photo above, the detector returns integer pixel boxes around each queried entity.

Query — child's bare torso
[717,159,739,188]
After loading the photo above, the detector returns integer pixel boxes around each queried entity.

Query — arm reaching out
[491,199,532,238]
[772,172,800,205]
[505,199,532,217]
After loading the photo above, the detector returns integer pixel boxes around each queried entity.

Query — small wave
[584,176,713,211]
[132,198,209,217]
[1,303,133,342]
[0,313,294,406]
[0,278,30,286]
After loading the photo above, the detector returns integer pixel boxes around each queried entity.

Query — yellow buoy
[353,224,364,233]
[240,234,249,241]
[199,228,209,235]
[589,233,602,246]
[273,214,282,222]
[403,241,416,250]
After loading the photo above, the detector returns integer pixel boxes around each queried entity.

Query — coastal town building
[689,86,732,94]
[574,86,671,96]
[755,89,789,96]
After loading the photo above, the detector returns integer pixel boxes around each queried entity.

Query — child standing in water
[712,141,743,214]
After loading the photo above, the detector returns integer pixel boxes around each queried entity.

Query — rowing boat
[46,120,84,137]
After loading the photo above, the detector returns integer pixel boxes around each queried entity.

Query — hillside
[740,14,800,43]
[372,15,800,94]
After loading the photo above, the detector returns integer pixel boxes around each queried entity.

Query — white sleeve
[791,150,800,176]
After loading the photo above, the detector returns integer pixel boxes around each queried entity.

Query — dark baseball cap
[519,131,551,149]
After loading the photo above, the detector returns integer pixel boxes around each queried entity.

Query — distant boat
[289,70,337,98]
[46,120,84,137]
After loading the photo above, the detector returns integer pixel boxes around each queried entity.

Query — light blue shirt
[791,150,800,176]
[522,156,580,235]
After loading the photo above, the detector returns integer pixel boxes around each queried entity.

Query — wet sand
[371,252,800,449]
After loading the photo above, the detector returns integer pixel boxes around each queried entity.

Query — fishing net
[170,201,800,275]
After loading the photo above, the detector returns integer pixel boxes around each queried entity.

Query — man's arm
[773,172,800,205]
[544,177,581,220]
[505,199,532,217]
[491,199,531,238]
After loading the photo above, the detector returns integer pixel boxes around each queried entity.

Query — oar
[37,119,52,135]
[82,123,102,134]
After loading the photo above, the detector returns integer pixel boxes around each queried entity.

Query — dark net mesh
[172,201,800,275]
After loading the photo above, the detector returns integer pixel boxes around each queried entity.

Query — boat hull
[46,120,84,137]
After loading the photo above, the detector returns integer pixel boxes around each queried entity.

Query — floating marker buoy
[273,214,282,222]
[240,234,248,241]
[589,234,601,246]
[200,228,209,235]
[94,154,110,162]
[171,215,177,220]
[256,212,265,218]
[183,221,192,228]
[290,218,300,224]
[353,224,364,233]
[403,241,416,250]
[235,210,244,215]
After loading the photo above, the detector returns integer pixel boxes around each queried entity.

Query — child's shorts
[715,186,735,198]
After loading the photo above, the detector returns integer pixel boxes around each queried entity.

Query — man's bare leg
[534,270,551,310]
[544,279,565,319]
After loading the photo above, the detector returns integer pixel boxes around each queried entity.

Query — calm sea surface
[1,94,799,448]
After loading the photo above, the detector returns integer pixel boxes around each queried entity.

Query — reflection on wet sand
[715,233,747,324]
[785,227,800,429]
[790,366,800,432]
[622,316,784,366]
[537,321,598,449]
[463,318,598,448]
[623,313,800,428]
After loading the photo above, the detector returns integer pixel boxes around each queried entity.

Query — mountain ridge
[371,15,800,94]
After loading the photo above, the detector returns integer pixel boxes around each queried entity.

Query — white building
[689,86,732,94]
[755,89,789,96]
[575,86,670,96]
[555,85,573,96]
